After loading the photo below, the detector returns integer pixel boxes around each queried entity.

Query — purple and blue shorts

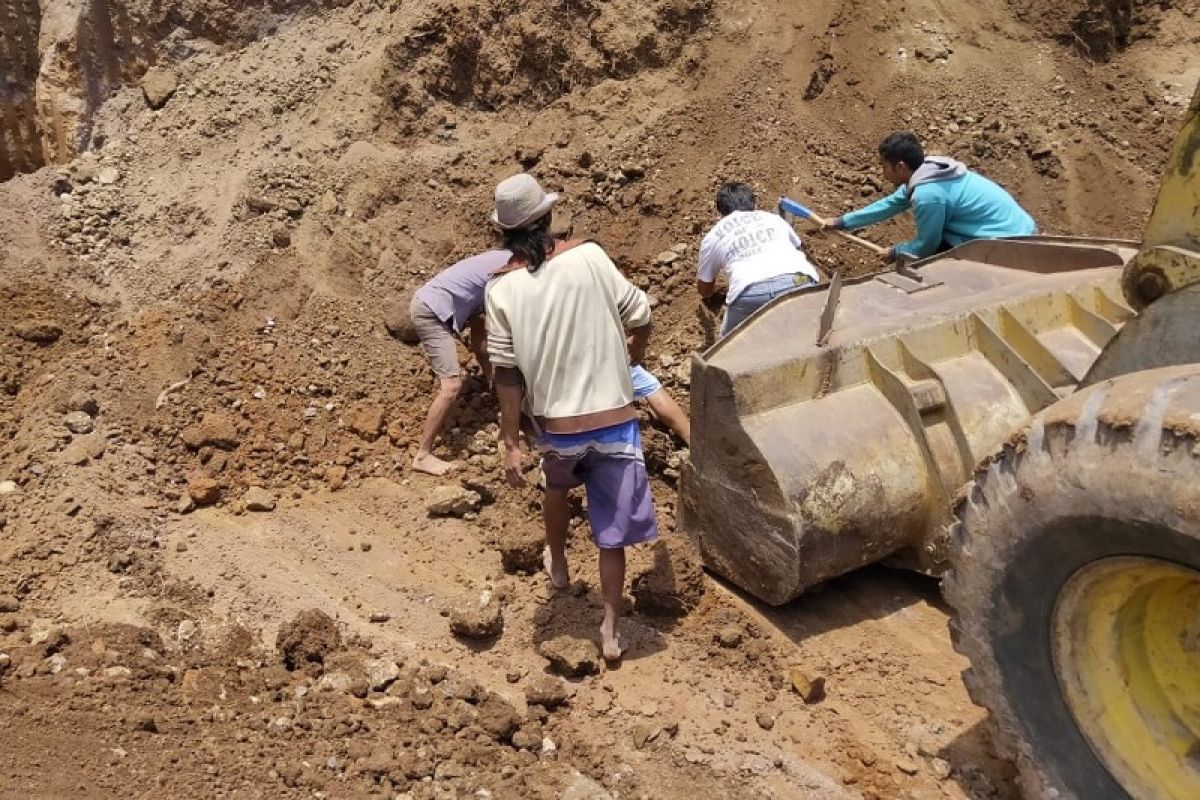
[537,419,659,550]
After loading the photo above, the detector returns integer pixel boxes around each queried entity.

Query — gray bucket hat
[490,173,559,230]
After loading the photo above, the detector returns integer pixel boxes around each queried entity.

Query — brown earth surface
[1,0,1199,797]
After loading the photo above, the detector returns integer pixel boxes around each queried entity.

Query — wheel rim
[1053,556,1200,799]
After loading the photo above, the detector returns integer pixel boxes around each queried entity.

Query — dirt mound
[381,0,711,123]
[276,608,342,670]
[0,0,1196,795]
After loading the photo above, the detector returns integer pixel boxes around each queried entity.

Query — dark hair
[878,132,924,170]
[715,182,756,216]
[502,214,555,271]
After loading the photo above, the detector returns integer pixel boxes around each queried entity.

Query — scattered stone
[141,67,180,109]
[244,486,277,512]
[14,321,63,344]
[0,481,16,496]
[103,666,132,680]
[348,405,384,441]
[560,771,614,800]
[654,250,680,266]
[475,693,520,741]
[0,654,10,674]
[176,620,198,642]
[512,726,541,750]
[67,392,99,416]
[716,624,743,648]
[187,475,222,507]
[97,167,120,185]
[789,667,827,704]
[364,659,401,692]
[0,595,18,613]
[755,710,775,731]
[276,609,341,671]
[449,591,503,640]
[894,758,920,775]
[133,715,159,733]
[425,485,482,518]
[181,412,241,450]
[175,495,196,514]
[368,611,391,623]
[930,757,953,781]
[525,675,571,710]
[538,636,599,677]
[64,411,94,434]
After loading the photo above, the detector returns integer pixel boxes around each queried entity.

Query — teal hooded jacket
[841,157,1036,258]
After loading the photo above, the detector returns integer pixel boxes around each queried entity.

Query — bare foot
[543,546,569,589]
[412,453,457,476]
[600,623,625,662]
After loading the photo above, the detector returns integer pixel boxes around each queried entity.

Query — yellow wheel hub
[1053,556,1200,799]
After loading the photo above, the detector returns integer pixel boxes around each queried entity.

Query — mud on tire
[945,365,1200,799]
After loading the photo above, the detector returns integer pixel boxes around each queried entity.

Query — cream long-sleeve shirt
[485,242,651,420]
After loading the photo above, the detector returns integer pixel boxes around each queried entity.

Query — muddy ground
[1,0,1198,797]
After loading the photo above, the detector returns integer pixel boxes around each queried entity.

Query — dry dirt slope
[0,0,1199,797]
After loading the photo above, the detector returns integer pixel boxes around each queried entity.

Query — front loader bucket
[680,237,1138,605]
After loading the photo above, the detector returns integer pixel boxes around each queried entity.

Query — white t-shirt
[697,210,820,303]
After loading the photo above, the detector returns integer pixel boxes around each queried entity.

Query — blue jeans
[721,273,814,336]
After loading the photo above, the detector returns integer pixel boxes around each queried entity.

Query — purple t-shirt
[414,250,511,334]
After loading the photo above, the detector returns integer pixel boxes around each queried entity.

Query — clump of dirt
[276,608,342,671]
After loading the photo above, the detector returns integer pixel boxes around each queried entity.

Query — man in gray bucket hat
[485,173,657,663]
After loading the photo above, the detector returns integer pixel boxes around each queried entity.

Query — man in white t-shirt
[696,182,821,336]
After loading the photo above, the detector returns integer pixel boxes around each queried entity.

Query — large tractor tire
[945,364,1200,800]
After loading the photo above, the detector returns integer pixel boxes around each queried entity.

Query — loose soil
[1,0,1198,797]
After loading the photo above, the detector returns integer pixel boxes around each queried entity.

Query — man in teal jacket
[830,132,1036,263]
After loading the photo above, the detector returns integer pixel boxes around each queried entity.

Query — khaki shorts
[410,296,461,378]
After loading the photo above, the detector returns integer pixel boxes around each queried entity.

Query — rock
[180,413,240,450]
[244,486,277,512]
[716,624,743,648]
[97,167,120,185]
[276,609,341,671]
[14,321,62,344]
[631,537,706,617]
[538,636,599,677]
[348,405,384,441]
[141,67,179,109]
[0,595,18,613]
[449,591,503,640]
[654,250,680,266]
[67,392,99,416]
[930,757,953,780]
[0,481,16,496]
[64,411,94,434]
[512,725,541,750]
[133,715,158,733]
[318,671,353,693]
[175,495,195,514]
[0,654,10,674]
[790,667,826,704]
[176,620,198,642]
[383,292,419,344]
[755,710,775,731]
[475,693,520,741]
[425,485,482,517]
[632,721,660,749]
[894,758,920,775]
[368,611,391,623]
[525,675,571,710]
[499,525,544,573]
[560,771,614,800]
[60,433,106,465]
[271,224,291,248]
[326,465,348,491]
[365,659,401,692]
[186,475,221,507]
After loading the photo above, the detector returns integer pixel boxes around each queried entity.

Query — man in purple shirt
[410,250,510,475]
